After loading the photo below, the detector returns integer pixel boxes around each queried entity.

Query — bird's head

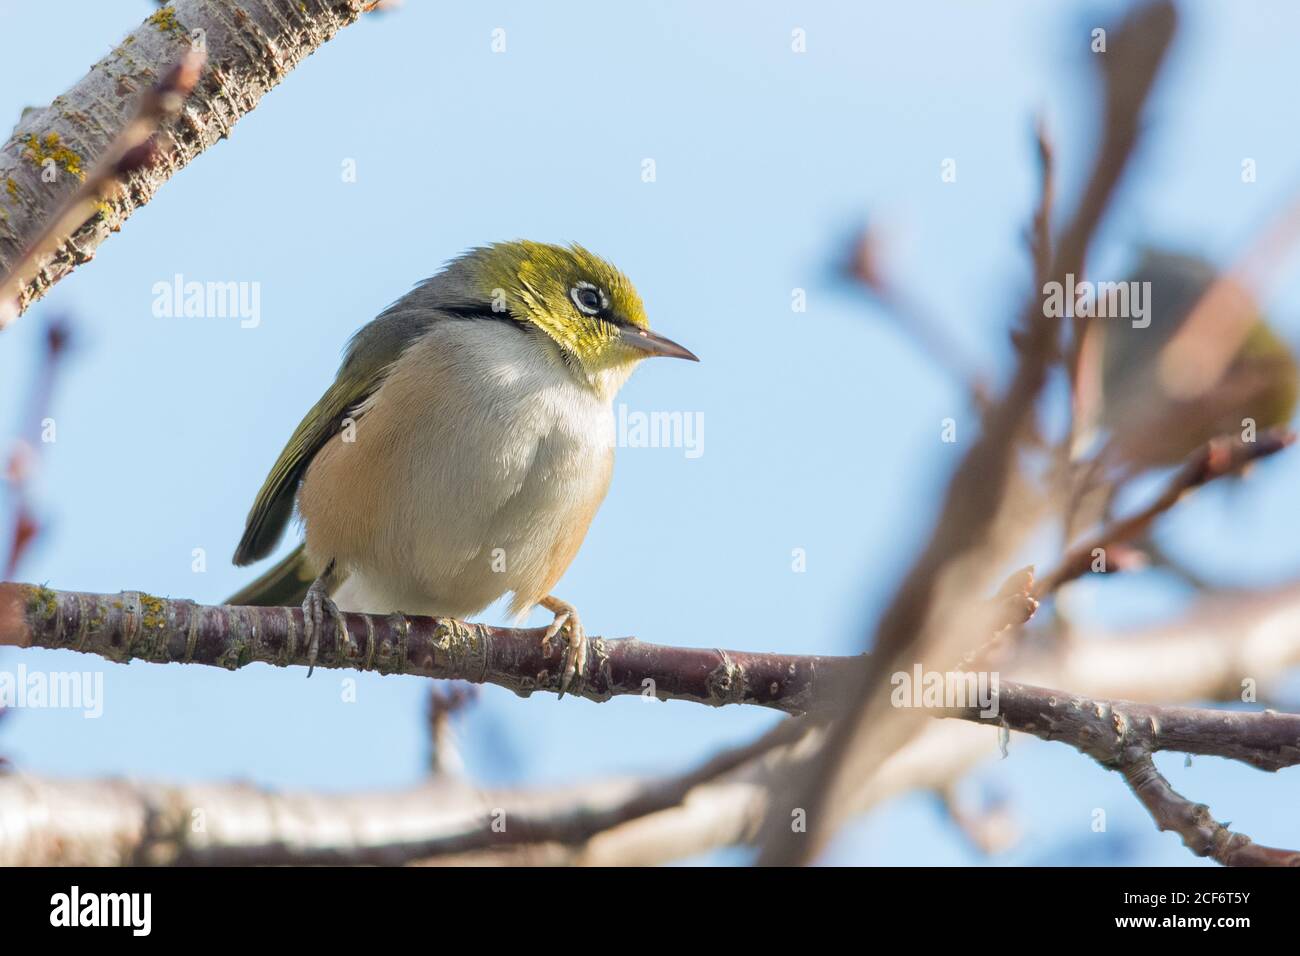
[439,240,697,391]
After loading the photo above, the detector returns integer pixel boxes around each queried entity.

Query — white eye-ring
[570,281,607,316]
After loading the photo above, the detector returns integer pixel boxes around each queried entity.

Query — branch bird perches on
[3,581,1300,865]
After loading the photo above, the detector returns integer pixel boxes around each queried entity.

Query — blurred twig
[1029,116,1055,301]
[1160,186,1300,402]
[757,0,1179,867]
[425,682,476,776]
[846,227,992,408]
[0,318,73,750]
[1035,429,1294,597]
[935,786,1020,856]
[3,318,72,578]
[0,719,809,866]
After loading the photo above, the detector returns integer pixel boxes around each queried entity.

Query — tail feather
[225,543,318,607]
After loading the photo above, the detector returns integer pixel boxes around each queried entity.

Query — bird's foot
[302,563,345,678]
[539,596,587,699]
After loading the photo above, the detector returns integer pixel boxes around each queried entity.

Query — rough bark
[0,584,859,714]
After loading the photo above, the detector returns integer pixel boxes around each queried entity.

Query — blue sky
[2,0,1299,865]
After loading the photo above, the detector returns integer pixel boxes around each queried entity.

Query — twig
[940,681,1300,866]
[1158,179,1300,403]
[1029,116,1055,298]
[3,318,72,577]
[955,566,1039,669]
[425,682,476,776]
[935,785,1019,855]
[1121,758,1300,866]
[1034,429,1294,597]
[846,227,991,407]
[0,318,73,682]
[942,681,1300,773]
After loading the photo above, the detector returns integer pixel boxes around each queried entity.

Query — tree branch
[0,720,805,866]
[1121,758,1300,866]
[943,682,1300,773]
[0,0,367,321]
[0,52,206,324]
[940,682,1300,866]
[1035,429,1294,597]
[0,583,859,714]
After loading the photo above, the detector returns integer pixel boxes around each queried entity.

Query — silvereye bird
[226,241,698,695]
[1076,249,1298,474]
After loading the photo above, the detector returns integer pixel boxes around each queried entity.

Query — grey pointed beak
[620,325,699,361]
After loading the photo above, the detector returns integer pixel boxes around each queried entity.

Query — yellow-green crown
[468,241,649,366]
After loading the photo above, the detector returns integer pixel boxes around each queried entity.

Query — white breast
[297,319,617,619]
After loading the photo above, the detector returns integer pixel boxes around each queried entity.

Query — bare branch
[1035,429,1295,597]
[942,681,1300,773]
[0,584,859,714]
[846,227,992,406]
[0,719,807,866]
[938,681,1300,867]
[0,52,205,324]
[424,682,477,777]
[1121,758,1300,866]
[3,319,72,578]
[1029,116,1055,296]
[0,0,367,322]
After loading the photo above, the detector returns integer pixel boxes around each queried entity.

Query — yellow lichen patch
[4,178,17,200]
[148,7,182,33]
[24,584,58,621]
[21,132,84,180]
[139,593,168,631]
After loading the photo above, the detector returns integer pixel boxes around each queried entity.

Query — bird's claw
[541,606,587,699]
[302,585,345,679]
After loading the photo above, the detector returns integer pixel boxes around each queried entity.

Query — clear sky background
[2,0,1299,865]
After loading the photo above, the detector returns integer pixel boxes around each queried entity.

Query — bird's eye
[570,281,606,316]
